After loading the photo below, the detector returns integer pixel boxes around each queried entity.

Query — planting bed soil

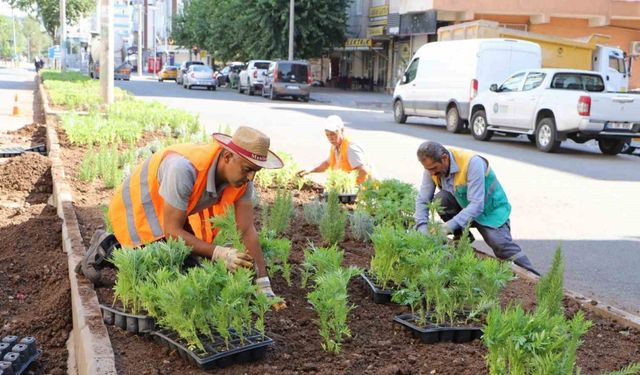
[0,123,70,375]
[54,126,640,374]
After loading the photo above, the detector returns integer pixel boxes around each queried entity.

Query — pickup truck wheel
[598,138,626,155]
[446,106,465,133]
[535,117,560,153]
[394,100,407,124]
[471,110,493,141]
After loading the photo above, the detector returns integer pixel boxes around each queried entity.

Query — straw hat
[212,126,284,169]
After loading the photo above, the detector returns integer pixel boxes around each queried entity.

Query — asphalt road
[109,76,639,314]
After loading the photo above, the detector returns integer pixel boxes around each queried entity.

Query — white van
[392,38,542,132]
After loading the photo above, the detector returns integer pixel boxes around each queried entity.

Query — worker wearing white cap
[297,115,373,184]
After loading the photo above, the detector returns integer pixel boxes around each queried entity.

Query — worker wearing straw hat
[79,126,286,305]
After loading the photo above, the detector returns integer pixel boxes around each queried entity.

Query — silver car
[262,60,311,101]
[183,65,217,90]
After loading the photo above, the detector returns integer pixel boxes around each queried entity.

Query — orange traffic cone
[11,94,20,116]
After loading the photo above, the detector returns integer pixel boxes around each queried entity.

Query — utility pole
[137,3,143,76]
[59,0,66,70]
[11,8,18,65]
[152,6,157,78]
[100,0,114,104]
[288,0,294,60]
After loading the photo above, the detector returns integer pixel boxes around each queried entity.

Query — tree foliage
[8,0,94,40]
[172,0,349,62]
[0,15,51,59]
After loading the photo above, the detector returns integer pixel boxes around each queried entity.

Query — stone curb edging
[38,75,118,375]
[511,263,640,331]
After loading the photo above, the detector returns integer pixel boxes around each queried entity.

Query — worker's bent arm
[353,165,368,184]
[310,159,330,174]
[235,199,267,278]
[163,202,215,258]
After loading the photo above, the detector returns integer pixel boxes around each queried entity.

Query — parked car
[238,60,272,95]
[392,38,541,132]
[176,60,205,85]
[89,61,132,81]
[158,65,178,81]
[469,68,640,154]
[215,63,244,87]
[262,60,311,101]
[182,65,217,90]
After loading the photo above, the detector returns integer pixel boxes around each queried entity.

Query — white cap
[324,115,344,132]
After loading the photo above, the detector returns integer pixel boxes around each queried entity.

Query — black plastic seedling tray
[151,328,273,369]
[361,270,395,304]
[0,145,47,158]
[100,304,156,334]
[0,335,42,375]
[393,313,483,344]
[320,191,357,204]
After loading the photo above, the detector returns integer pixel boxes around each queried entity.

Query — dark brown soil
[55,129,640,375]
[0,124,70,375]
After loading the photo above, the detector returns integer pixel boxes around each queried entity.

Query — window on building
[523,72,546,91]
[500,72,526,92]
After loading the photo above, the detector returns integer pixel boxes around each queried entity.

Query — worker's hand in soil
[256,276,288,311]
[212,246,253,271]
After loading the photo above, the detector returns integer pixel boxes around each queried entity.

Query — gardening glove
[256,276,287,311]
[212,246,253,272]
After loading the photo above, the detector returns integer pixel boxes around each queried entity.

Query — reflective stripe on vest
[328,137,370,184]
[108,142,248,247]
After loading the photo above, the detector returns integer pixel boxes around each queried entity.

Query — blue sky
[0,1,28,17]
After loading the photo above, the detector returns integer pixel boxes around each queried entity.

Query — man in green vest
[414,141,538,275]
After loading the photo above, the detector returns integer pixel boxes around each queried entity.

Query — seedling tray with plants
[100,304,156,334]
[360,269,395,304]
[150,328,273,369]
[0,335,42,375]
[393,313,483,344]
[320,191,357,204]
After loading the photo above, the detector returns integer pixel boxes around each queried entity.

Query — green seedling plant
[254,151,303,189]
[261,189,294,236]
[259,230,292,286]
[300,244,345,288]
[307,266,362,354]
[319,190,346,245]
[111,247,147,315]
[303,200,325,226]
[211,206,245,251]
[325,169,358,194]
[101,205,113,233]
[349,209,375,242]
[482,248,593,375]
[604,363,640,375]
[358,178,417,228]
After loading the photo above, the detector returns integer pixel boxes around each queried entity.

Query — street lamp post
[137,3,143,77]
[288,0,294,60]
[11,8,18,65]
[60,0,66,70]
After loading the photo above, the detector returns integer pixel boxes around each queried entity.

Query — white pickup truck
[469,68,640,155]
[238,60,272,96]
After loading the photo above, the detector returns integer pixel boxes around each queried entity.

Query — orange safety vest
[327,137,369,184]
[108,142,248,247]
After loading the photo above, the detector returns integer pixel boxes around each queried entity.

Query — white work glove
[256,276,287,311]
[212,246,253,272]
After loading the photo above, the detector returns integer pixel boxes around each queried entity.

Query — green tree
[172,0,349,62]
[8,0,94,40]
[21,16,52,60]
[0,16,14,59]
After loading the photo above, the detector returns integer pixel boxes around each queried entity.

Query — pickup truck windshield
[550,73,605,92]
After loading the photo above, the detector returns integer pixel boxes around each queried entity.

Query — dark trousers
[435,190,538,274]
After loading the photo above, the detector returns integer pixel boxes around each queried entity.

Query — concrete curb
[39,76,118,375]
[511,263,640,331]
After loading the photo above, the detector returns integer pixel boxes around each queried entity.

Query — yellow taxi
[158,65,178,81]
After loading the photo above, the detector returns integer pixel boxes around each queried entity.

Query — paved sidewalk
[310,87,392,111]
[0,66,35,133]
